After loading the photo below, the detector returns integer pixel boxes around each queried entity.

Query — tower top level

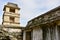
[3,2,20,11]
[2,2,20,27]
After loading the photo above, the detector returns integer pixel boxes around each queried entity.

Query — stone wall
[32,27,43,40]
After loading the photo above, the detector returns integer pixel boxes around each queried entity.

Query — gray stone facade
[23,6,60,40]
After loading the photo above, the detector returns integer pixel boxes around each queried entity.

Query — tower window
[10,8,15,13]
[10,17,15,23]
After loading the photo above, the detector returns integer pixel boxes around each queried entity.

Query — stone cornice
[26,6,60,28]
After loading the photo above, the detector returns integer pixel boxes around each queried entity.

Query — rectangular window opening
[10,8,15,13]
[10,17,15,23]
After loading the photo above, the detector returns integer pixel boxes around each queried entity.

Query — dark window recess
[10,17,15,23]
[10,8,15,13]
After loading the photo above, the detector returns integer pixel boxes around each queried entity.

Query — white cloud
[0,0,60,26]
[20,0,60,26]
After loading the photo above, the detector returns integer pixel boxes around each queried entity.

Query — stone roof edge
[28,6,60,23]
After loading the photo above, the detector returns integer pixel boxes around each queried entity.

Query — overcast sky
[0,0,60,26]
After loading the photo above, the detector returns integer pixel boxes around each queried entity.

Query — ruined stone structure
[23,6,60,40]
[2,2,20,26]
[0,2,60,40]
[0,2,23,40]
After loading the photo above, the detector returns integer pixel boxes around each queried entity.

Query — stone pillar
[47,27,51,40]
[50,26,58,40]
[55,25,59,40]
[51,25,59,40]
[50,25,59,40]
[23,31,26,40]
[43,27,51,40]
[32,27,43,40]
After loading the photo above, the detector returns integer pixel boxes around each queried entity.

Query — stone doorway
[26,31,31,40]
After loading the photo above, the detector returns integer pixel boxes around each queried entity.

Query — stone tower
[1,3,23,40]
[2,2,20,27]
